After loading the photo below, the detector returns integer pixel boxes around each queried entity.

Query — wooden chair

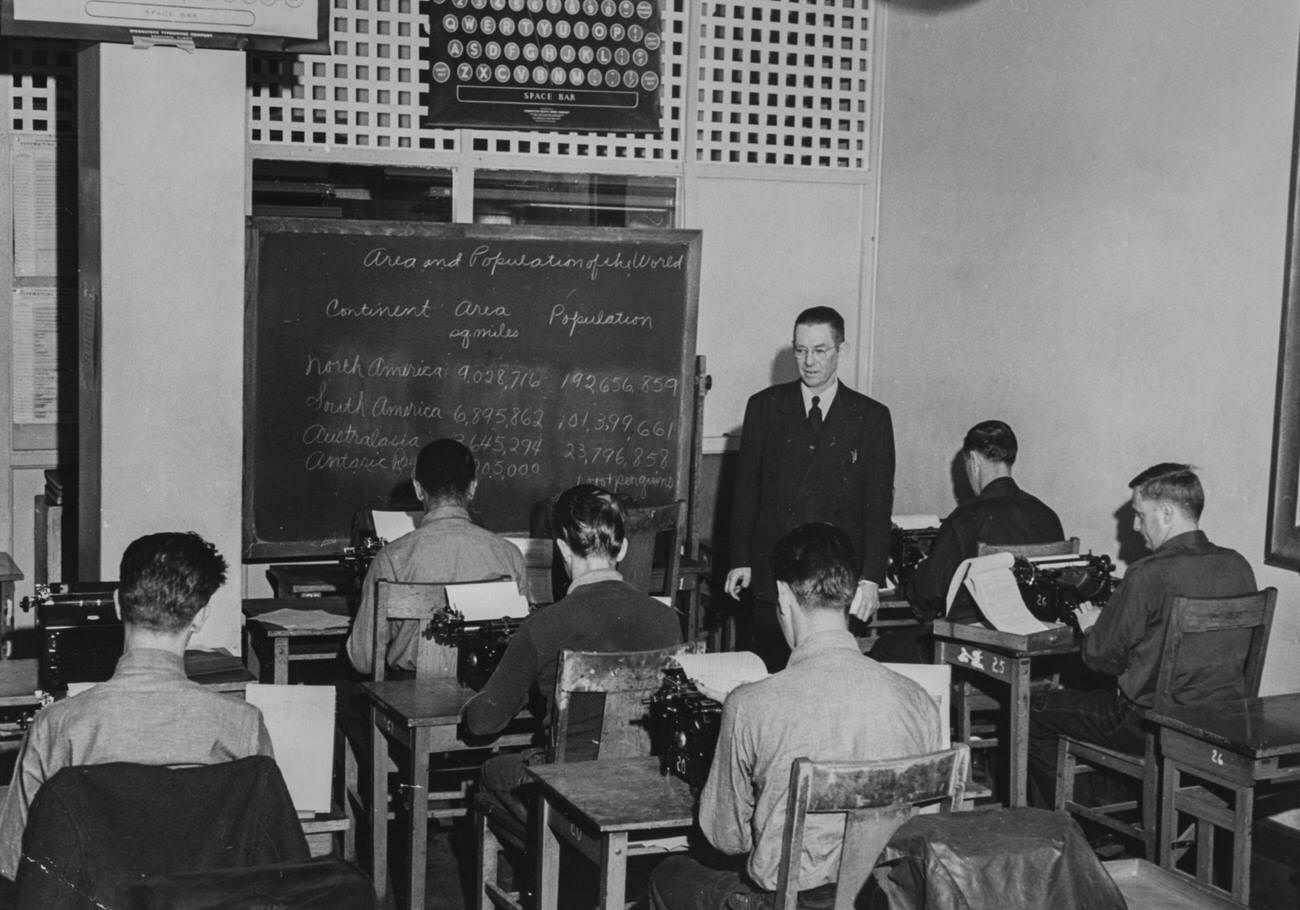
[1055,588,1276,860]
[475,642,699,910]
[959,539,1080,765]
[773,745,971,910]
[620,501,686,599]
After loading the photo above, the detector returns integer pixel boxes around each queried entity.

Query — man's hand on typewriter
[725,567,751,600]
[849,579,879,622]
[1074,603,1102,634]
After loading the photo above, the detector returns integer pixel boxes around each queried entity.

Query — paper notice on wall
[12,136,67,279]
[12,286,72,424]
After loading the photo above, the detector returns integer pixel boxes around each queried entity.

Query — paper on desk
[372,509,419,543]
[446,579,529,622]
[673,651,769,703]
[246,684,335,813]
[947,552,1055,635]
[893,514,942,531]
[254,608,350,631]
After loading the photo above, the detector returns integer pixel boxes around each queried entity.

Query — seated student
[1026,463,1256,806]
[463,483,682,822]
[649,522,943,910]
[0,532,273,881]
[871,419,1064,663]
[345,437,528,675]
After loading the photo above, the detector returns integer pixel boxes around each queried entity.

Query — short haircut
[771,522,859,612]
[554,483,625,560]
[1129,462,1204,520]
[963,420,1018,466]
[415,438,476,501]
[793,306,845,345]
[118,532,228,633]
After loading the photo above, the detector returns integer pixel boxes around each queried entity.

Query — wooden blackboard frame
[243,218,701,560]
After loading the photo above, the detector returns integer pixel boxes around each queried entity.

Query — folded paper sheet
[246,683,335,813]
[674,651,769,703]
[946,552,1057,636]
[446,579,529,622]
[892,513,942,530]
[372,509,419,543]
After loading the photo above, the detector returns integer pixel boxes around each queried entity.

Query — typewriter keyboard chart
[427,0,663,131]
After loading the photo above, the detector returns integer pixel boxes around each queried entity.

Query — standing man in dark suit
[725,306,894,670]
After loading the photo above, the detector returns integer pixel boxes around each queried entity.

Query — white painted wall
[83,45,245,652]
[689,174,876,449]
[873,0,1300,693]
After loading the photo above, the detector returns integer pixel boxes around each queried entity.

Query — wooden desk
[242,597,351,685]
[361,677,536,910]
[932,620,1078,808]
[529,756,695,910]
[1103,859,1247,910]
[1150,692,1300,903]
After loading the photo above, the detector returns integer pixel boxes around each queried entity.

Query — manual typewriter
[887,521,941,591]
[1012,553,1119,633]
[21,582,123,691]
[647,667,722,792]
[427,580,530,690]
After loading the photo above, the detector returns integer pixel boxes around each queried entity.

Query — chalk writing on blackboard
[245,220,700,559]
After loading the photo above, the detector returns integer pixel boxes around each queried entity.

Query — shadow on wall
[1112,499,1148,569]
[947,448,975,509]
[768,344,798,387]
[881,0,991,12]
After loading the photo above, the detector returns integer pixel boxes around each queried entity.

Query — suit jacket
[16,756,309,910]
[730,380,895,600]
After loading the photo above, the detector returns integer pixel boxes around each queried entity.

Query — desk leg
[598,831,629,910]
[1231,781,1253,902]
[273,638,290,685]
[244,627,263,682]
[1008,657,1031,808]
[404,730,431,910]
[537,793,561,910]
[370,707,389,908]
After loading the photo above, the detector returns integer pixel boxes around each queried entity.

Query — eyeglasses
[792,344,838,361]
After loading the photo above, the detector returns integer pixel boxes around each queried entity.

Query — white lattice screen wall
[245,0,874,172]
[7,40,76,137]
[694,1,873,169]
[248,0,689,162]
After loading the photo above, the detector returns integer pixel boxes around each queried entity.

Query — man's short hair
[1129,462,1204,520]
[554,484,625,560]
[963,420,1018,466]
[118,532,228,632]
[793,306,845,345]
[771,522,859,612]
[415,438,476,501]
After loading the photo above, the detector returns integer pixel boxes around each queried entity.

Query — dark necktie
[808,395,823,439]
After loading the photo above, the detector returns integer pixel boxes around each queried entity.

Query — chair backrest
[503,536,556,606]
[976,537,1080,558]
[373,579,453,680]
[774,745,971,910]
[1155,588,1276,711]
[620,501,686,597]
[880,663,952,748]
[550,642,699,763]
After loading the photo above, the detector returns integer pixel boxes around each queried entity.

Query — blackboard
[244,218,701,559]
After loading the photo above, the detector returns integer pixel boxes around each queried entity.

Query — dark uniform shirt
[1084,529,1256,709]
[906,476,1064,621]
[461,570,681,758]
